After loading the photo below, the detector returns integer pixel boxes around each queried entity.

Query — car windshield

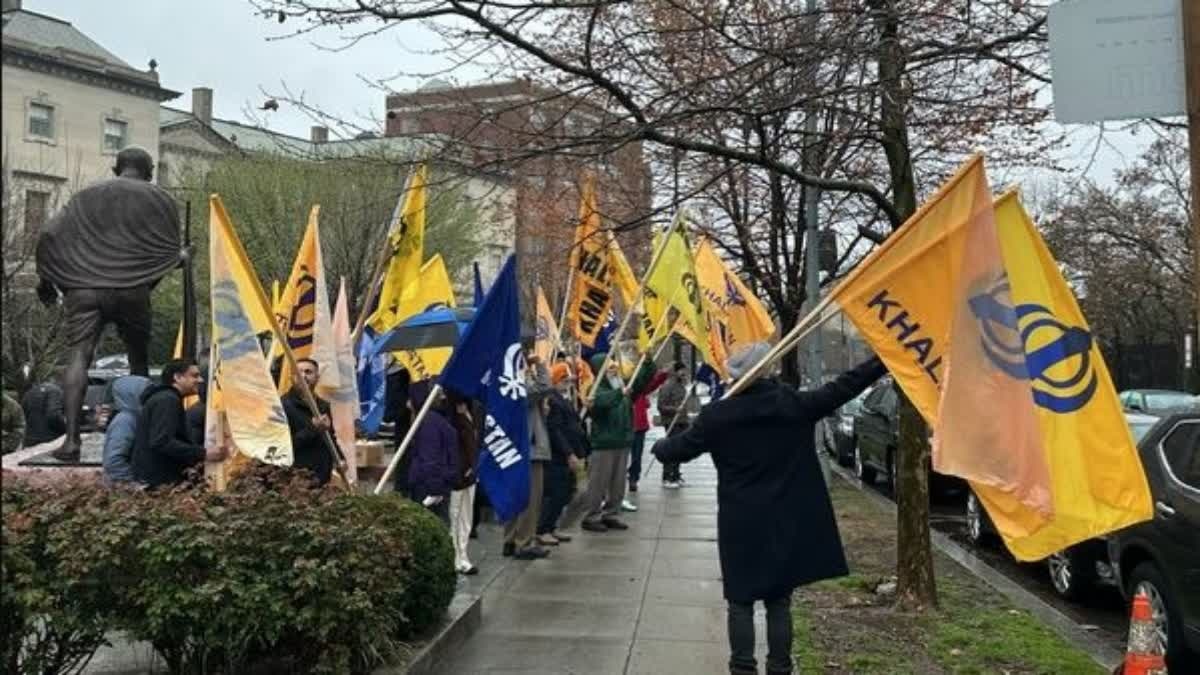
[1144,392,1196,411]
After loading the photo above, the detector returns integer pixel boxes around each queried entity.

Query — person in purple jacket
[402,379,459,526]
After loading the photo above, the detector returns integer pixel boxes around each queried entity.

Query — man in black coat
[281,358,343,486]
[652,342,887,675]
[132,359,225,488]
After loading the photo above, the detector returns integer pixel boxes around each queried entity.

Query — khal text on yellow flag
[566,176,615,348]
[392,254,457,380]
[369,163,428,333]
[273,206,341,396]
[694,238,776,350]
[534,285,560,364]
[645,211,707,353]
[205,195,294,487]
[935,191,1151,561]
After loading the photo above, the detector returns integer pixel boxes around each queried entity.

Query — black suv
[1107,411,1200,670]
[851,378,960,494]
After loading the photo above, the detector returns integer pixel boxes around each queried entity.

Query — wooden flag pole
[374,383,442,495]
[624,291,678,387]
[351,168,413,345]
[723,298,842,399]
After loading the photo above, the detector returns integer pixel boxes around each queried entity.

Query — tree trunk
[871,0,938,611]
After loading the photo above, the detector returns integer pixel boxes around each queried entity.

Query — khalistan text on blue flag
[439,255,530,521]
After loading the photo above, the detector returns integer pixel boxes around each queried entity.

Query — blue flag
[357,328,389,434]
[580,308,617,360]
[695,363,725,401]
[440,255,530,521]
[472,261,485,307]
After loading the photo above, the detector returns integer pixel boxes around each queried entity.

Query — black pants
[728,594,792,674]
[537,462,574,535]
[627,430,647,484]
[661,422,687,482]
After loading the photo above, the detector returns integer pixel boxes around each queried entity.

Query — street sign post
[1048,0,1186,123]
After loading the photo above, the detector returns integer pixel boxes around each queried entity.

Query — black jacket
[653,357,886,603]
[21,382,66,446]
[132,385,205,488]
[281,390,336,486]
[545,390,589,463]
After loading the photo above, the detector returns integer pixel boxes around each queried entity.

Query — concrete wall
[2,63,162,229]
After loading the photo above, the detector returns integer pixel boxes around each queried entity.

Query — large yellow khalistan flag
[832,155,1051,527]
[935,191,1151,561]
[369,163,428,332]
[566,176,615,348]
[391,254,458,380]
[273,206,341,395]
[205,196,294,487]
[694,238,776,350]
[644,211,707,352]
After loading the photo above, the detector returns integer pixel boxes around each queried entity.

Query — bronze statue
[36,146,184,461]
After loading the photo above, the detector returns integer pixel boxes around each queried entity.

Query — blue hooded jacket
[102,375,151,483]
[405,380,459,498]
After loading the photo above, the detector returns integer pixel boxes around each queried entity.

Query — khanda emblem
[969,277,1097,414]
[284,268,318,350]
[681,272,701,312]
[212,279,259,360]
[498,343,527,401]
[724,273,747,308]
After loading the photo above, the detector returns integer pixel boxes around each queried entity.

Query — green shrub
[1,465,457,675]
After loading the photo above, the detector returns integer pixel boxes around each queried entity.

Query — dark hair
[113,146,154,180]
[161,359,198,386]
[672,362,687,372]
[296,357,320,370]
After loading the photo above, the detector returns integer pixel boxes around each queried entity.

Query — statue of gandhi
[35,146,185,461]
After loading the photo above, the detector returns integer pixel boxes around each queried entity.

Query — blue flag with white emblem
[440,255,530,521]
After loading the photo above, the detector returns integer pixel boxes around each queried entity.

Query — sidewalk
[434,439,749,675]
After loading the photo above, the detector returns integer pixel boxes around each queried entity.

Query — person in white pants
[446,394,480,575]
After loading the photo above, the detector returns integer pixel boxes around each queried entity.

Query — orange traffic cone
[1121,591,1167,675]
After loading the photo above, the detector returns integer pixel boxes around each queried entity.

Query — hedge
[1,465,456,675]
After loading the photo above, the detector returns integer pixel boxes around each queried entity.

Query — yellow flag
[274,206,340,395]
[939,192,1152,561]
[331,278,360,483]
[369,163,428,332]
[205,196,294,487]
[392,254,457,380]
[608,236,640,310]
[535,286,559,364]
[694,238,775,350]
[645,212,707,352]
[566,176,616,347]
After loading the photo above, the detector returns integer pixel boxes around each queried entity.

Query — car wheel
[965,491,995,547]
[1047,546,1098,601]
[1128,562,1193,670]
[854,441,876,484]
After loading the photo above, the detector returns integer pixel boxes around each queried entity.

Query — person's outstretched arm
[794,357,888,421]
[651,412,709,465]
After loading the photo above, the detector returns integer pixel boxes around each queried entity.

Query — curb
[399,592,484,674]
[827,463,1125,671]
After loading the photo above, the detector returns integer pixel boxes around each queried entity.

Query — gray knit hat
[726,341,772,380]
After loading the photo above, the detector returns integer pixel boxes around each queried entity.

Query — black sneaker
[601,517,629,530]
[513,546,550,560]
[629,481,639,493]
[581,520,609,533]
[502,542,515,557]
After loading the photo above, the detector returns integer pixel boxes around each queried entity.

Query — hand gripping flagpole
[646,381,697,474]
[373,383,442,495]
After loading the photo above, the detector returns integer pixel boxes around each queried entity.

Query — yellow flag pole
[211,197,352,489]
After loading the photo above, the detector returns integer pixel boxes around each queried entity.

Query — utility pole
[1184,0,1200,391]
[803,0,822,388]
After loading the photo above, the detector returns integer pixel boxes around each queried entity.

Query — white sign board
[1048,0,1186,123]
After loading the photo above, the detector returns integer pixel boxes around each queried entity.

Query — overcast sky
[31,0,1159,186]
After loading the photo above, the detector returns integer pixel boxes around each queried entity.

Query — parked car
[851,378,961,494]
[963,412,1166,603]
[1107,411,1200,669]
[1120,389,1198,415]
[822,390,869,466]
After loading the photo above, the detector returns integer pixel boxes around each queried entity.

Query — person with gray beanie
[652,342,886,675]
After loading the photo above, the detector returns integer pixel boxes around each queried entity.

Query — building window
[28,103,54,139]
[24,190,51,233]
[103,118,128,153]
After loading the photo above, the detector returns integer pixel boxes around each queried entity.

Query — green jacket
[587,354,656,451]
